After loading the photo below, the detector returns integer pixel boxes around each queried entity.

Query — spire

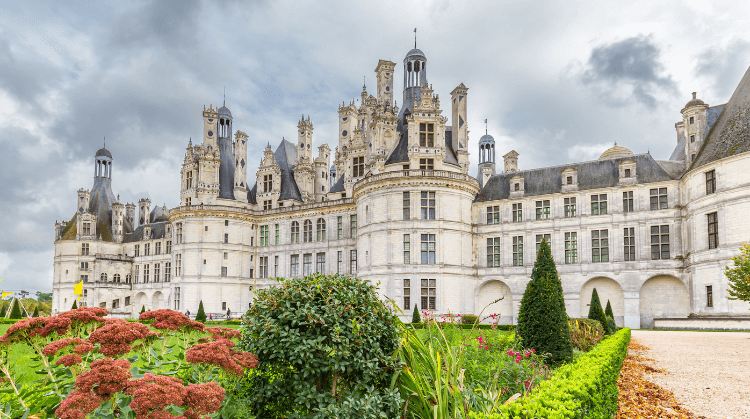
[485,119,488,135]
[223,86,226,107]
[414,28,417,49]
[103,136,106,148]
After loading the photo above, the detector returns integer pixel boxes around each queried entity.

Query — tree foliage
[71,299,78,310]
[35,291,53,302]
[517,239,573,364]
[240,273,402,418]
[411,304,420,324]
[605,299,614,319]
[588,289,609,334]
[140,305,146,314]
[727,243,750,305]
[32,306,39,318]
[0,301,8,317]
[196,300,207,323]
[9,299,24,319]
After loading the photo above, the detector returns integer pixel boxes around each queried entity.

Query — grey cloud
[695,39,750,100]
[0,38,62,108]
[580,36,676,108]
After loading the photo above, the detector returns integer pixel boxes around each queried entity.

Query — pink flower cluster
[125,373,225,419]
[505,349,535,363]
[89,319,159,356]
[476,336,489,350]
[139,309,205,332]
[0,307,109,345]
[185,340,258,376]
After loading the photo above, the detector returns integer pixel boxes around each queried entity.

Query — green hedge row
[470,328,630,419]
[406,323,515,331]
[0,319,22,324]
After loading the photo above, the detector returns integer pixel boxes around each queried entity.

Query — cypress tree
[411,305,420,324]
[516,239,573,364]
[587,289,609,333]
[140,305,146,314]
[605,299,614,319]
[196,300,207,323]
[71,299,78,310]
[0,302,7,317]
[9,299,24,319]
[32,306,39,318]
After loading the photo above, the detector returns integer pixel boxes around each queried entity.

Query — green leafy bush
[461,314,479,325]
[412,304,421,323]
[469,328,631,419]
[606,316,617,334]
[516,239,572,364]
[726,243,750,303]
[239,273,402,418]
[587,288,609,334]
[568,318,605,352]
[196,300,207,323]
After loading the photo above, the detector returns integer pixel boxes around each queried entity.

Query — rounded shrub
[239,273,402,418]
[568,318,605,351]
[606,316,617,334]
[460,314,479,325]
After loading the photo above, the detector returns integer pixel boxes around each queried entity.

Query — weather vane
[484,119,488,135]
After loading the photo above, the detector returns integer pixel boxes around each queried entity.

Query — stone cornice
[353,170,479,198]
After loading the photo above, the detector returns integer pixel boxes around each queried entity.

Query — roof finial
[414,28,417,49]
[223,86,226,106]
[103,136,106,148]
[692,92,697,99]
[484,119,488,135]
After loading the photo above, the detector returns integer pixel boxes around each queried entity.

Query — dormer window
[263,175,273,193]
[419,123,434,147]
[353,157,365,177]
[624,169,631,177]
[514,183,520,191]
[566,176,573,185]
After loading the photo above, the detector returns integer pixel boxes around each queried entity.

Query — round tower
[681,92,709,162]
[234,130,249,202]
[77,188,91,213]
[477,132,496,187]
[112,200,124,243]
[95,146,113,179]
[138,198,151,226]
[330,163,337,189]
[402,48,427,114]
[125,203,136,226]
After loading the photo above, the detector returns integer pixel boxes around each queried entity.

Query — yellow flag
[74,280,83,295]
[1,292,12,298]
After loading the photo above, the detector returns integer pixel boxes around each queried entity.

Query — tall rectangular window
[535,234,551,251]
[291,222,299,243]
[350,250,357,275]
[705,170,716,194]
[487,238,500,267]
[290,255,299,277]
[164,262,171,282]
[404,234,411,264]
[174,287,180,310]
[512,203,522,222]
[403,192,411,220]
[353,156,365,177]
[186,170,193,189]
[263,200,272,210]
[144,243,150,256]
[487,205,500,224]
[350,215,357,237]
[176,223,183,244]
[707,212,718,249]
[623,191,634,213]
[303,254,312,277]
[155,242,161,255]
[624,227,636,261]
[419,123,435,147]
[166,240,172,253]
[134,265,139,283]
[175,254,181,276]
[316,253,325,273]
[706,286,713,307]
[512,236,523,266]
[259,256,268,278]
[82,243,90,256]
[317,219,326,241]
[591,230,609,262]
[421,192,436,220]
[419,158,434,170]
[304,220,313,243]
[564,198,576,218]
[421,234,436,264]
[274,256,278,277]
[154,263,160,282]
[144,264,150,283]
[650,188,668,210]
[275,224,280,245]
[591,194,607,215]
[337,251,343,274]
[421,279,436,310]
[82,222,91,235]
[564,232,577,264]
[260,225,269,246]
[651,225,670,260]
[263,174,273,193]
[403,279,411,310]
[134,244,139,257]
[224,233,229,244]
[535,200,550,220]
[221,266,228,277]
[337,216,343,239]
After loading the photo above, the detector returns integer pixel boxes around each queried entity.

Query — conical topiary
[9,299,24,319]
[516,239,573,364]
[196,300,207,323]
[32,306,39,317]
[588,289,609,334]
[411,305,420,324]
[140,305,146,314]
[605,299,614,319]
[71,299,78,310]
[0,302,8,317]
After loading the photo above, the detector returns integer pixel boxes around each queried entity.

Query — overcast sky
[1,0,749,294]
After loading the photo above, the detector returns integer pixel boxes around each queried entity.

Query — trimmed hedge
[470,328,631,419]
[0,318,22,324]
[408,323,514,331]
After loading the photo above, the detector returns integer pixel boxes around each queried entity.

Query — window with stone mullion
[487,237,500,267]
[564,232,577,263]
[650,225,670,260]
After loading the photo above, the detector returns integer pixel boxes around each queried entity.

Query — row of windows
[486,188,669,224]
[133,262,172,283]
[133,241,172,257]
[403,278,436,310]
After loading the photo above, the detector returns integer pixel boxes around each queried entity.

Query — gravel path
[631,330,750,419]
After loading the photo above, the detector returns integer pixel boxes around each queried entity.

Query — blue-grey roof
[88,176,131,242]
[704,104,725,139]
[474,153,678,202]
[329,174,345,193]
[218,137,236,200]
[405,48,426,60]
[385,126,409,165]
[669,136,686,161]
[248,183,257,205]
[444,129,459,167]
[218,105,232,118]
[95,148,112,158]
[124,221,167,243]
[479,134,495,144]
[274,139,303,202]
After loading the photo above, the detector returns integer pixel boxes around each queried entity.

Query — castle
[52,46,750,329]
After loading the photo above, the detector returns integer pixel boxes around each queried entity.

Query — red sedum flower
[140,309,205,332]
[185,340,258,376]
[183,382,225,419]
[56,354,83,367]
[205,326,241,340]
[75,358,132,397]
[89,318,158,356]
[124,373,188,418]
[55,389,106,419]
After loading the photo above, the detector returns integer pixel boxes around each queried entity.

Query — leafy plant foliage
[568,318,605,352]
[588,289,610,334]
[516,239,573,364]
[239,273,402,418]
[412,304,421,324]
[727,242,750,304]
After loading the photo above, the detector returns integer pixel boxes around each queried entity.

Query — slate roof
[443,129,460,167]
[690,65,750,171]
[124,221,167,243]
[218,137,236,200]
[329,174,345,193]
[384,126,409,165]
[668,136,686,161]
[475,153,678,202]
[274,139,303,202]
[247,183,257,205]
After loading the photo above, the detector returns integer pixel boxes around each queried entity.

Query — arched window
[303,220,313,243]
[291,221,300,243]
[317,218,326,241]
[126,274,132,284]
[100,273,107,282]
[114,274,121,283]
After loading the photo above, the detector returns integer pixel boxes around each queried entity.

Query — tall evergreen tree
[9,299,24,319]
[516,239,573,364]
[587,289,609,333]
[605,299,614,319]
[0,301,8,317]
[140,305,146,314]
[196,300,207,323]
[411,305,420,324]
[71,299,78,310]
[32,306,39,318]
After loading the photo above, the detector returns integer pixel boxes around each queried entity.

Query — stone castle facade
[52,47,750,328]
